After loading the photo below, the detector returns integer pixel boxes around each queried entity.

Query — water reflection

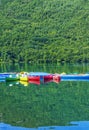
[19,81,29,87]
[0,122,30,130]
[0,64,89,129]
[2,79,89,88]
[5,81,19,87]
[0,121,89,130]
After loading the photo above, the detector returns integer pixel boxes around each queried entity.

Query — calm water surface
[0,63,89,130]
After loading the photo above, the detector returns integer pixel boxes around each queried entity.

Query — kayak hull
[6,77,19,81]
[53,74,61,83]
[28,73,53,84]
[20,77,28,81]
[6,74,20,81]
[42,75,53,83]
[29,72,53,83]
[28,76,40,81]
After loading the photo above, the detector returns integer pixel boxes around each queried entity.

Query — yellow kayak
[20,76,28,81]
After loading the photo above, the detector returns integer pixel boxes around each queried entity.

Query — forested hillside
[0,0,89,63]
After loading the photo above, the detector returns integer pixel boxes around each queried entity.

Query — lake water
[0,63,89,130]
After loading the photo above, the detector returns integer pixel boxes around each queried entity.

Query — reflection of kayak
[6,81,19,86]
[29,80,40,85]
[19,81,29,86]
[60,74,89,81]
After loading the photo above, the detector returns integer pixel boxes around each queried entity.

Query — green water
[0,63,89,128]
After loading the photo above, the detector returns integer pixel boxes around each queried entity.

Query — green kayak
[5,74,20,81]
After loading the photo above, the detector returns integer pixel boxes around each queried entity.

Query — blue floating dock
[29,72,50,76]
[60,74,89,81]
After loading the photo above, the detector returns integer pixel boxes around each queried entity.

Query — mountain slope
[0,0,89,63]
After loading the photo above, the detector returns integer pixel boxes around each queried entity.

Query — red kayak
[43,75,53,83]
[28,76,40,81]
[28,75,53,84]
[28,76,40,85]
[53,74,61,83]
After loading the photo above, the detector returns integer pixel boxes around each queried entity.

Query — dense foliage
[0,0,89,63]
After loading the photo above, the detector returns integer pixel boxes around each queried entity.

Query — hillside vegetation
[0,0,89,63]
